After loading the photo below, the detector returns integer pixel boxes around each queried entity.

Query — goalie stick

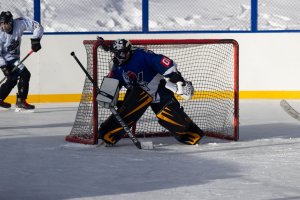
[280,99,300,121]
[70,51,153,150]
[0,50,34,85]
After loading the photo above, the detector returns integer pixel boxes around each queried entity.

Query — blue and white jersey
[108,48,176,102]
[0,17,43,66]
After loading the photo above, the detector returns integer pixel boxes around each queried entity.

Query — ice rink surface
[0,100,300,200]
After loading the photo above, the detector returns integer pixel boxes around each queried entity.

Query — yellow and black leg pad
[98,86,153,145]
[156,99,205,145]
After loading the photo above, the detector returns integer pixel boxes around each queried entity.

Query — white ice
[1,100,300,200]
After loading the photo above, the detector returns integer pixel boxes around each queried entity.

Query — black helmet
[0,11,13,24]
[110,39,132,65]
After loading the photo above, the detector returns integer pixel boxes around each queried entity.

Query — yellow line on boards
[4,91,300,104]
[239,91,300,99]
[5,94,81,103]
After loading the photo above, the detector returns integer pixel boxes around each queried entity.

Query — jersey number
[160,57,171,67]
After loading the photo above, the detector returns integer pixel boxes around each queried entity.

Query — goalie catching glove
[165,77,194,100]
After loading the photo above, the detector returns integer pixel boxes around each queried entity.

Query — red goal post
[66,39,239,145]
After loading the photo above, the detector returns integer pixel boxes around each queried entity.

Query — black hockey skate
[0,99,11,109]
[15,98,35,112]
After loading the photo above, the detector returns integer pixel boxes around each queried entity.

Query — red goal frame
[66,39,239,145]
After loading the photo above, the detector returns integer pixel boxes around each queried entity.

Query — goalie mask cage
[66,39,239,145]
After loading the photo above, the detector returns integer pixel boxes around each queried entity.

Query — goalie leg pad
[118,86,153,120]
[98,114,137,145]
[155,98,204,145]
[173,123,204,145]
[98,86,153,145]
[98,115,127,145]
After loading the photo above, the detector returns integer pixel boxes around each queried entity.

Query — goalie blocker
[98,78,204,145]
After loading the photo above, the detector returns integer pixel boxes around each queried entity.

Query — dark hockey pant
[0,66,31,101]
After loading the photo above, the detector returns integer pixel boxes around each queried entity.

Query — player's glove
[31,38,41,52]
[0,65,11,76]
[13,60,25,71]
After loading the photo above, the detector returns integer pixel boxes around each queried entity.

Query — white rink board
[1,33,299,96]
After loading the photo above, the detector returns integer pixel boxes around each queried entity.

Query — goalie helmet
[110,39,132,65]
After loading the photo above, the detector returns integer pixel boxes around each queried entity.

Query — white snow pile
[1,0,300,31]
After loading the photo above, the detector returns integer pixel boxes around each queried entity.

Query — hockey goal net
[66,39,239,145]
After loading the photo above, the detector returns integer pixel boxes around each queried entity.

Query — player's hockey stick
[0,50,34,85]
[70,51,146,149]
[280,99,300,121]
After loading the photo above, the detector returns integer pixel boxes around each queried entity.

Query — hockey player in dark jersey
[0,11,43,111]
[98,38,205,145]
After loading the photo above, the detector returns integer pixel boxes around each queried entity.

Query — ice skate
[15,97,35,112]
[0,99,11,110]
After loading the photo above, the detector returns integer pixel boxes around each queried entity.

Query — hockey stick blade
[110,107,142,149]
[280,99,300,121]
